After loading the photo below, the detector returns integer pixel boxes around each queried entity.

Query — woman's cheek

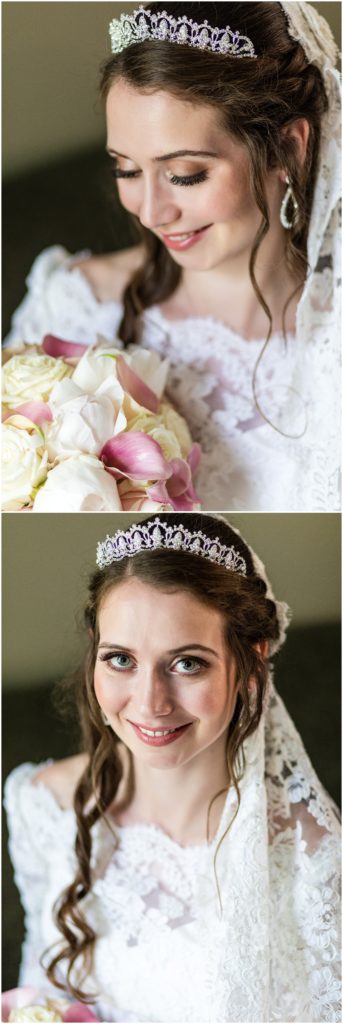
[186,668,236,719]
[94,665,126,714]
[116,182,141,215]
[179,680,223,718]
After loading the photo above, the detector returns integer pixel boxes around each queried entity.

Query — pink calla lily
[147,480,199,511]
[42,335,89,359]
[148,450,201,510]
[2,401,53,425]
[163,458,192,497]
[62,1003,100,1022]
[169,453,201,503]
[101,431,171,481]
[116,354,160,414]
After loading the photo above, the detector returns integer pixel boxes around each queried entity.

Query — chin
[168,244,234,273]
[167,252,210,272]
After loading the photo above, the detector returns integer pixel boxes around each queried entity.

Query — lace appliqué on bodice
[4,686,341,1023]
[4,762,219,1023]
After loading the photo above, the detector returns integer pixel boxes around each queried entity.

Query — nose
[135,668,174,719]
[138,176,181,231]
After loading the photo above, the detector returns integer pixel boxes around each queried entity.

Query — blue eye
[172,657,206,675]
[100,652,133,671]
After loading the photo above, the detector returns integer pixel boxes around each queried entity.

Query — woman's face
[106,80,283,272]
[94,578,238,769]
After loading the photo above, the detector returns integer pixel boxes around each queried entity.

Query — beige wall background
[3,2,341,178]
[2,513,340,690]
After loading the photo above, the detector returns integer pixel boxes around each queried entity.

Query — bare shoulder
[32,753,89,810]
[72,245,145,303]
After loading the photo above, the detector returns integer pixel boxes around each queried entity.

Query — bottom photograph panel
[2,511,341,1024]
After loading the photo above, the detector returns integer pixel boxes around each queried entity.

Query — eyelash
[99,652,208,675]
[111,167,208,188]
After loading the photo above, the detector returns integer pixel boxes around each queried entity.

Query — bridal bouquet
[2,986,99,1022]
[2,336,201,512]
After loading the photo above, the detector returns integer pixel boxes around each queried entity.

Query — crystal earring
[280,175,299,230]
[100,709,111,726]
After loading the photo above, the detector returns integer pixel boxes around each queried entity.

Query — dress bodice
[5,245,340,511]
[4,685,341,1023]
[4,761,233,1023]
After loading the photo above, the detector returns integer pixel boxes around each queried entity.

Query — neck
[176,221,304,337]
[121,734,230,846]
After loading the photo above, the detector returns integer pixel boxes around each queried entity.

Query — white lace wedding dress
[5,245,340,512]
[4,687,341,1023]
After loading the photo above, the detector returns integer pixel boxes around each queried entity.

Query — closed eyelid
[109,160,209,185]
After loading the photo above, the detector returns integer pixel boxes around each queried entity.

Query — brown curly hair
[99,1,328,348]
[43,513,281,1001]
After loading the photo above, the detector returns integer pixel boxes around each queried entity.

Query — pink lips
[128,721,192,746]
[161,224,212,251]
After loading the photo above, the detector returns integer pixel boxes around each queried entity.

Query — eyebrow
[98,642,219,658]
[106,147,218,162]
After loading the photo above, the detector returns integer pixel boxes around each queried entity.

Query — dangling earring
[101,709,111,726]
[280,174,299,230]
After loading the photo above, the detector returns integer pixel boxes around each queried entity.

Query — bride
[6,2,341,511]
[4,512,341,1022]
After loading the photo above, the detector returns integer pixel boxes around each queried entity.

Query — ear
[254,639,269,659]
[278,117,310,180]
[247,640,269,692]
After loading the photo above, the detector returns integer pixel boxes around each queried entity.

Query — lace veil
[281,3,341,335]
[204,514,341,1022]
[275,2,341,495]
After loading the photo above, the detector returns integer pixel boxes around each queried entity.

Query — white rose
[2,351,72,409]
[2,422,48,510]
[33,454,121,511]
[9,1007,62,1022]
[138,424,182,462]
[159,402,192,457]
[126,403,192,462]
[46,379,122,460]
[72,346,125,409]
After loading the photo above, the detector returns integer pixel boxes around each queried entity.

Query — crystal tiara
[109,7,257,59]
[96,518,247,575]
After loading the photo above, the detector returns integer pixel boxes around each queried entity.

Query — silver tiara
[109,7,257,59]
[96,518,247,575]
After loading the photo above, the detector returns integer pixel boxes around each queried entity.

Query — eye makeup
[98,650,210,676]
[110,159,209,187]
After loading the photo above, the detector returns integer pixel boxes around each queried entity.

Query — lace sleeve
[3,762,75,992]
[4,245,123,349]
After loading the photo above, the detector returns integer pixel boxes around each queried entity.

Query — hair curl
[44,513,280,1000]
[99,1,327,348]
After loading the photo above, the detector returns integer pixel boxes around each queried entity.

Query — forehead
[106,79,223,154]
[98,578,225,646]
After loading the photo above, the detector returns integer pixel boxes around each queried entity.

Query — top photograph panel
[2,2,341,513]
